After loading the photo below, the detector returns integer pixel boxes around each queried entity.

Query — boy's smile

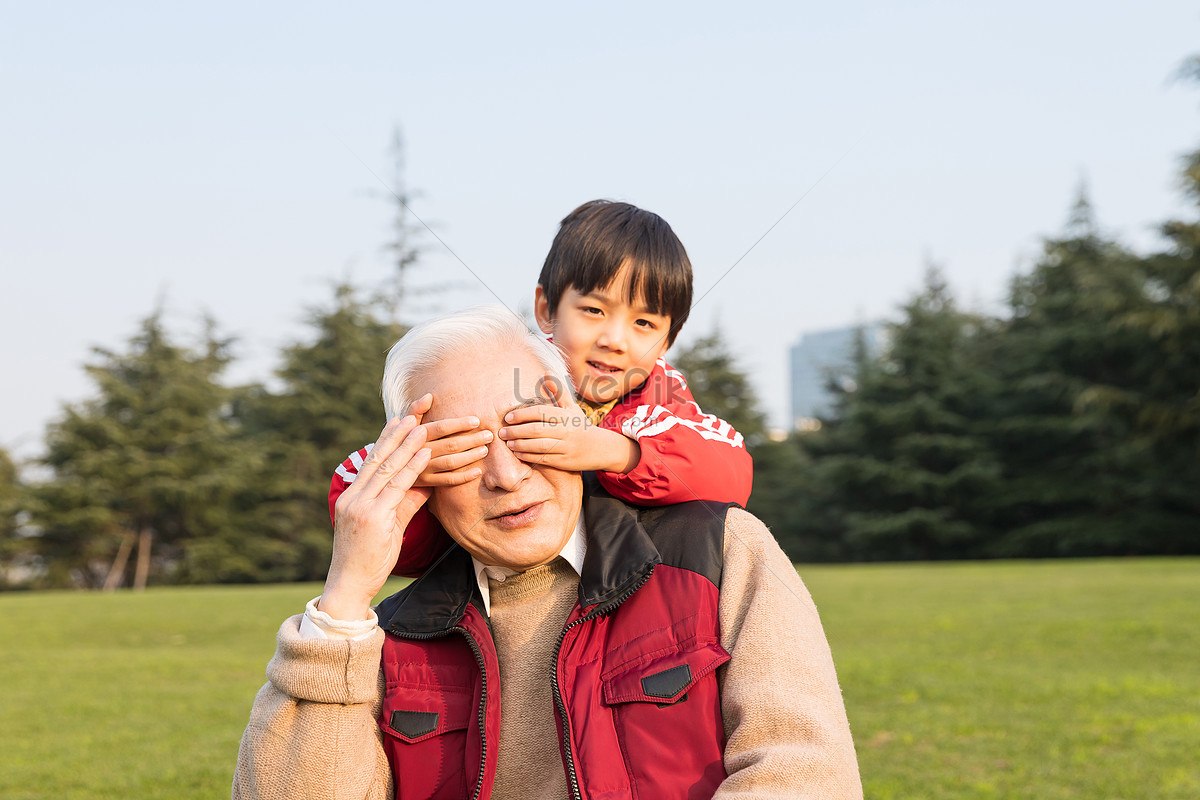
[535,265,671,406]
[585,358,622,377]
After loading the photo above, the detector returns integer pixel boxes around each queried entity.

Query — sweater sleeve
[329,447,452,578]
[714,509,863,799]
[594,362,754,507]
[232,615,393,800]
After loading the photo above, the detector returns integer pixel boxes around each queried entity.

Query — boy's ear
[533,286,555,335]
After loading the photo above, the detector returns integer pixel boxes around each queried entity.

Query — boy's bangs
[540,200,694,344]
[569,247,692,343]
[622,246,691,323]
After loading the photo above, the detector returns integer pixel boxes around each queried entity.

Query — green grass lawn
[0,561,1196,799]
[800,558,1200,799]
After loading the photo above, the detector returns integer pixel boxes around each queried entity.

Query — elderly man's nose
[482,439,529,491]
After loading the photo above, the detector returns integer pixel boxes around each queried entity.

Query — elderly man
[233,306,862,800]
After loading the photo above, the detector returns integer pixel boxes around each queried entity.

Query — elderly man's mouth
[490,500,546,529]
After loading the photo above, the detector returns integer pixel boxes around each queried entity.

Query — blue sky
[3,2,1198,456]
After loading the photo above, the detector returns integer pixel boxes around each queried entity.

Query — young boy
[328,199,753,575]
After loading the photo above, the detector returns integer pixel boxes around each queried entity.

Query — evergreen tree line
[3,151,1199,589]
[742,176,1200,561]
[0,286,405,589]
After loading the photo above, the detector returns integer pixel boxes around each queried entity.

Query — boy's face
[534,264,671,405]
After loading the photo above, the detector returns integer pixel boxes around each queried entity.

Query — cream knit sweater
[233,509,863,799]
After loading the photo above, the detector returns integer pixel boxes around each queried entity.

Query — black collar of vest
[376,473,662,637]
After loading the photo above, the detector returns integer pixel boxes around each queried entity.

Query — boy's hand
[498,378,640,474]
[405,393,492,487]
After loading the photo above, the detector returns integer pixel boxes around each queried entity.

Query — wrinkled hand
[498,377,640,474]
[322,415,432,621]
[405,393,492,487]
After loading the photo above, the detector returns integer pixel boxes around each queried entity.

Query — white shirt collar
[471,510,587,617]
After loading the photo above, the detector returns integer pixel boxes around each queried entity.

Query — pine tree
[803,268,1002,560]
[223,283,404,583]
[994,169,1200,556]
[1129,152,1200,543]
[743,433,834,560]
[0,447,27,587]
[984,190,1190,555]
[31,312,244,588]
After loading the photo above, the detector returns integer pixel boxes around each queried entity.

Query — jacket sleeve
[232,615,393,800]
[329,447,453,578]
[714,509,863,799]
[594,366,754,506]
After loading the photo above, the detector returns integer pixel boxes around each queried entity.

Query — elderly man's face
[422,343,583,571]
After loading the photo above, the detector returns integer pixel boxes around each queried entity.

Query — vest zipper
[394,625,489,800]
[550,568,654,800]
[454,625,490,800]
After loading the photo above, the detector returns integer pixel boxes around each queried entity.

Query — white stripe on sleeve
[621,405,745,448]
[335,444,375,485]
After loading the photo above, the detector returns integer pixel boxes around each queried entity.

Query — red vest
[375,479,734,800]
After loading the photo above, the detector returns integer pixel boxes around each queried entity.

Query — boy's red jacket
[328,356,753,577]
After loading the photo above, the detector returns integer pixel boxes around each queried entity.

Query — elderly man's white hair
[381,305,572,419]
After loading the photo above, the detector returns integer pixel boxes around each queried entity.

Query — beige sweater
[232,508,863,799]
[487,559,579,800]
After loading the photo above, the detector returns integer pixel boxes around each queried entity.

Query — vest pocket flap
[379,687,472,744]
[602,640,730,706]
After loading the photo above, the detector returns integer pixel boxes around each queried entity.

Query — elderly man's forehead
[423,347,553,419]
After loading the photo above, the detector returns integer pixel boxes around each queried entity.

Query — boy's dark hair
[538,199,693,347]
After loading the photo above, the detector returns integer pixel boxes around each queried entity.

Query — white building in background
[789,322,887,430]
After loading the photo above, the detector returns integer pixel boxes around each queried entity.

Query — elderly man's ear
[539,372,580,411]
[404,393,435,419]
